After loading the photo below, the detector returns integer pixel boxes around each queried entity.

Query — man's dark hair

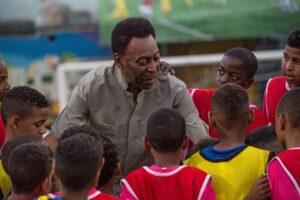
[1,86,49,125]
[7,143,53,194]
[212,83,249,123]
[111,17,156,55]
[286,28,300,49]
[277,88,300,128]
[2,134,43,173]
[146,108,186,153]
[98,135,119,187]
[55,133,104,191]
[245,125,284,155]
[224,47,258,79]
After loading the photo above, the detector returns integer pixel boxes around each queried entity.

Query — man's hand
[244,174,270,200]
[158,61,175,75]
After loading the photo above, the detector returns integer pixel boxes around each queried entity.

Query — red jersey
[121,165,213,200]
[277,148,300,192]
[189,88,268,138]
[91,191,119,200]
[0,114,6,148]
[262,76,291,124]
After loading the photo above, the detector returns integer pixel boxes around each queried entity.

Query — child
[0,134,44,199]
[267,88,300,199]
[263,28,300,124]
[190,47,268,138]
[120,108,215,200]
[245,125,284,155]
[185,84,272,200]
[1,86,49,143]
[56,125,119,199]
[0,58,11,148]
[55,133,104,200]
[6,143,54,200]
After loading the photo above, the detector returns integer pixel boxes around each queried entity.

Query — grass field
[98,0,300,44]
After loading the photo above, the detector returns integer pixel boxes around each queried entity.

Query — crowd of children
[0,24,299,200]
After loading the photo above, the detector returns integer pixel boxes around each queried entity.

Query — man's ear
[114,53,123,70]
[247,109,253,124]
[144,136,151,150]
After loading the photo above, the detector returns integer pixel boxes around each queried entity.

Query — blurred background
[0,0,300,126]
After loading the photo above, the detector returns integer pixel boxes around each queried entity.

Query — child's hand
[244,174,270,200]
[158,61,175,75]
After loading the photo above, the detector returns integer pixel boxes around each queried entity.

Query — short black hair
[111,17,156,55]
[146,108,186,153]
[55,133,104,191]
[1,86,49,125]
[245,125,284,155]
[286,28,300,49]
[277,88,300,128]
[212,83,249,122]
[2,134,43,173]
[224,47,258,79]
[58,124,101,142]
[59,125,118,187]
[98,135,118,187]
[8,143,53,194]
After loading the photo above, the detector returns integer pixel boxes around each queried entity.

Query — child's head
[282,28,300,88]
[216,47,258,89]
[276,88,300,148]
[146,108,187,153]
[55,133,104,192]
[1,134,43,173]
[7,143,54,196]
[1,86,49,137]
[0,58,11,101]
[245,125,284,155]
[97,135,119,189]
[210,83,251,135]
[59,125,119,189]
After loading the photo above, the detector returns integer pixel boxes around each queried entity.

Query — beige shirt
[52,65,208,177]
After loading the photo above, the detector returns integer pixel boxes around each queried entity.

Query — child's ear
[114,162,121,176]
[247,109,253,124]
[40,177,51,195]
[208,111,216,128]
[144,136,151,150]
[9,116,21,132]
[181,135,188,149]
[278,113,286,131]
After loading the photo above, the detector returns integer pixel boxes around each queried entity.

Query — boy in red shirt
[263,28,300,124]
[120,108,215,200]
[190,47,268,138]
[267,88,300,200]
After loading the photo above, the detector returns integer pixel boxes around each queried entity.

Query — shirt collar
[114,64,129,90]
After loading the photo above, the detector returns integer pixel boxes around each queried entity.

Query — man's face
[17,107,49,136]
[117,35,160,90]
[216,56,252,89]
[281,45,300,88]
[0,61,11,101]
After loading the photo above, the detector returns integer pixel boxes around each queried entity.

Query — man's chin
[140,83,154,90]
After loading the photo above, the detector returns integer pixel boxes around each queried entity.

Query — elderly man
[45,17,208,180]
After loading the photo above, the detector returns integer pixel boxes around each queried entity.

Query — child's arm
[244,174,270,200]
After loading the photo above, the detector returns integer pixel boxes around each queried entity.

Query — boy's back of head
[276,88,300,147]
[1,134,43,173]
[7,143,53,195]
[245,125,284,155]
[286,28,300,49]
[224,47,258,79]
[146,108,186,153]
[55,133,104,191]
[212,83,249,128]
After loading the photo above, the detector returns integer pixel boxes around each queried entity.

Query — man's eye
[138,59,148,66]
